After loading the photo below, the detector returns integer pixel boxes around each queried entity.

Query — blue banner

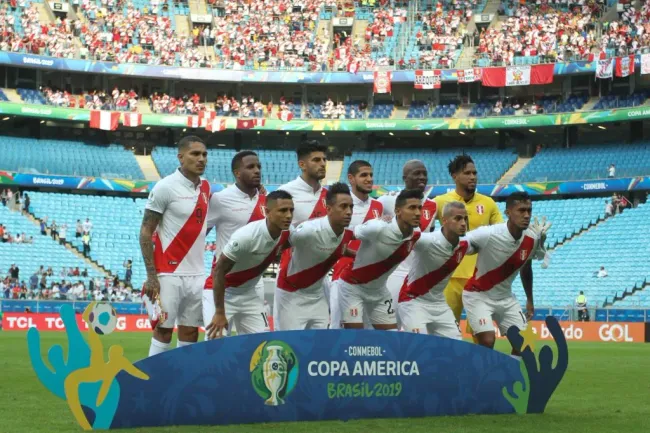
[0,51,640,84]
[27,305,569,429]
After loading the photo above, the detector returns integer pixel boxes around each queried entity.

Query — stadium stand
[514,143,650,182]
[0,137,143,179]
[513,202,650,308]
[341,148,517,184]
[152,147,299,184]
[0,204,103,291]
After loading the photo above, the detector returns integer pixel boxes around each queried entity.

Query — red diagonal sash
[154,180,210,274]
[331,199,384,281]
[420,199,437,231]
[278,229,354,292]
[398,241,469,302]
[308,188,328,219]
[225,230,290,288]
[341,231,422,285]
[465,236,535,292]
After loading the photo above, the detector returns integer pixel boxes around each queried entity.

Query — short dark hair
[266,189,293,206]
[395,189,423,209]
[506,191,531,209]
[326,182,351,205]
[348,160,372,176]
[178,135,205,151]
[231,150,258,173]
[448,154,474,176]
[296,140,327,160]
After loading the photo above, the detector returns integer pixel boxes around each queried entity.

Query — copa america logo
[250,340,299,406]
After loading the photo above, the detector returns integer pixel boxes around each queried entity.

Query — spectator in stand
[9,264,19,283]
[58,223,67,245]
[0,225,4,243]
[40,218,47,236]
[608,163,616,178]
[76,219,82,238]
[605,200,614,217]
[22,193,30,214]
[50,220,58,240]
[82,232,91,258]
[29,271,38,291]
[596,266,608,278]
[82,218,92,235]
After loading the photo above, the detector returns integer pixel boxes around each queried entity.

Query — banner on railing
[596,59,614,79]
[641,53,650,75]
[373,71,392,94]
[615,55,635,78]
[482,64,554,87]
[414,70,441,89]
[457,68,481,83]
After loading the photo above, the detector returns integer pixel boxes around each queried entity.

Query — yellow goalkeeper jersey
[434,190,503,279]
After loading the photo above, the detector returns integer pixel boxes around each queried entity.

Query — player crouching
[398,201,472,339]
[206,190,294,339]
[463,192,551,355]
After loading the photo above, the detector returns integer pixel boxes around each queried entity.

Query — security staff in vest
[576,291,589,322]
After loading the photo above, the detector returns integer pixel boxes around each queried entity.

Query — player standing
[330,160,383,329]
[463,192,551,353]
[275,183,354,330]
[379,160,437,328]
[398,201,471,339]
[203,151,268,337]
[205,190,294,339]
[434,155,502,339]
[140,136,209,356]
[339,189,423,330]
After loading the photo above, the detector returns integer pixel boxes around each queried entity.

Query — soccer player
[205,190,294,339]
[398,201,471,339]
[463,192,551,352]
[339,189,423,330]
[435,154,502,338]
[275,183,354,330]
[379,160,437,328]
[330,160,383,329]
[203,151,267,336]
[140,136,209,357]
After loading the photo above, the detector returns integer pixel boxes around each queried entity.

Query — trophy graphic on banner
[263,345,288,406]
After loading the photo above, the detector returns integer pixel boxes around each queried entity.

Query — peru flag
[187,115,200,128]
[277,111,294,122]
[615,55,635,78]
[199,110,216,122]
[373,71,392,94]
[206,118,226,132]
[123,112,142,127]
[89,111,120,131]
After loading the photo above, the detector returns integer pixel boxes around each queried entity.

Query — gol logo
[598,324,634,342]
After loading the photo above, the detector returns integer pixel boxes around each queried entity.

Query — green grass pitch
[1,332,649,433]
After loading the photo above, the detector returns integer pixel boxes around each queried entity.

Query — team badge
[520,250,528,260]
[322,198,327,208]
[350,308,358,318]
[406,241,414,252]
[423,210,431,220]
[372,209,380,219]
[476,205,484,215]
[260,206,267,217]
[456,251,463,263]
[201,192,209,204]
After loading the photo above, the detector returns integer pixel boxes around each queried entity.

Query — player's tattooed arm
[521,260,534,320]
[139,209,162,278]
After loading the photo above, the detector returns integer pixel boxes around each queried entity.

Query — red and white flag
[187,115,200,128]
[506,65,531,86]
[199,111,216,122]
[414,70,441,90]
[596,59,614,79]
[122,112,142,127]
[277,111,294,122]
[482,64,554,87]
[254,118,266,127]
[89,111,120,131]
[457,68,481,83]
[641,53,650,75]
[206,118,227,132]
[373,71,392,94]
[615,55,635,78]
[348,61,359,74]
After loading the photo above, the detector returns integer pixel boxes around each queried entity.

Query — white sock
[177,340,194,348]
[510,354,522,361]
[148,337,170,357]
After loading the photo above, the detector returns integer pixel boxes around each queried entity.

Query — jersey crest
[420,199,437,231]
[476,205,484,215]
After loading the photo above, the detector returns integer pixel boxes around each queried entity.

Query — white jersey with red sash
[204,185,266,289]
[341,219,421,290]
[331,195,383,281]
[277,217,354,294]
[464,223,542,300]
[146,169,210,276]
[398,232,472,304]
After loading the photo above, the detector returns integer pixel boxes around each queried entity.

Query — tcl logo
[4,316,37,329]
[599,324,634,342]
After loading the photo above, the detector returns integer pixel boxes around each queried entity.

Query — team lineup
[139,136,552,359]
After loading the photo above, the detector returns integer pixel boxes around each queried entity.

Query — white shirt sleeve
[221,230,249,262]
[461,236,476,255]
[206,193,222,230]
[288,222,311,247]
[377,194,396,217]
[414,232,434,253]
[145,181,171,214]
[465,225,493,252]
[353,219,384,241]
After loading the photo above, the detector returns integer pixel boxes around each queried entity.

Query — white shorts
[398,298,462,339]
[158,275,203,328]
[463,291,527,335]
[330,279,373,329]
[274,284,329,331]
[201,280,268,338]
[338,280,396,326]
[385,271,406,329]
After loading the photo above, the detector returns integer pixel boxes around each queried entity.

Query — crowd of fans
[40,86,139,111]
[600,0,650,56]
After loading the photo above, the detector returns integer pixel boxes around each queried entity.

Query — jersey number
[384,299,394,315]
